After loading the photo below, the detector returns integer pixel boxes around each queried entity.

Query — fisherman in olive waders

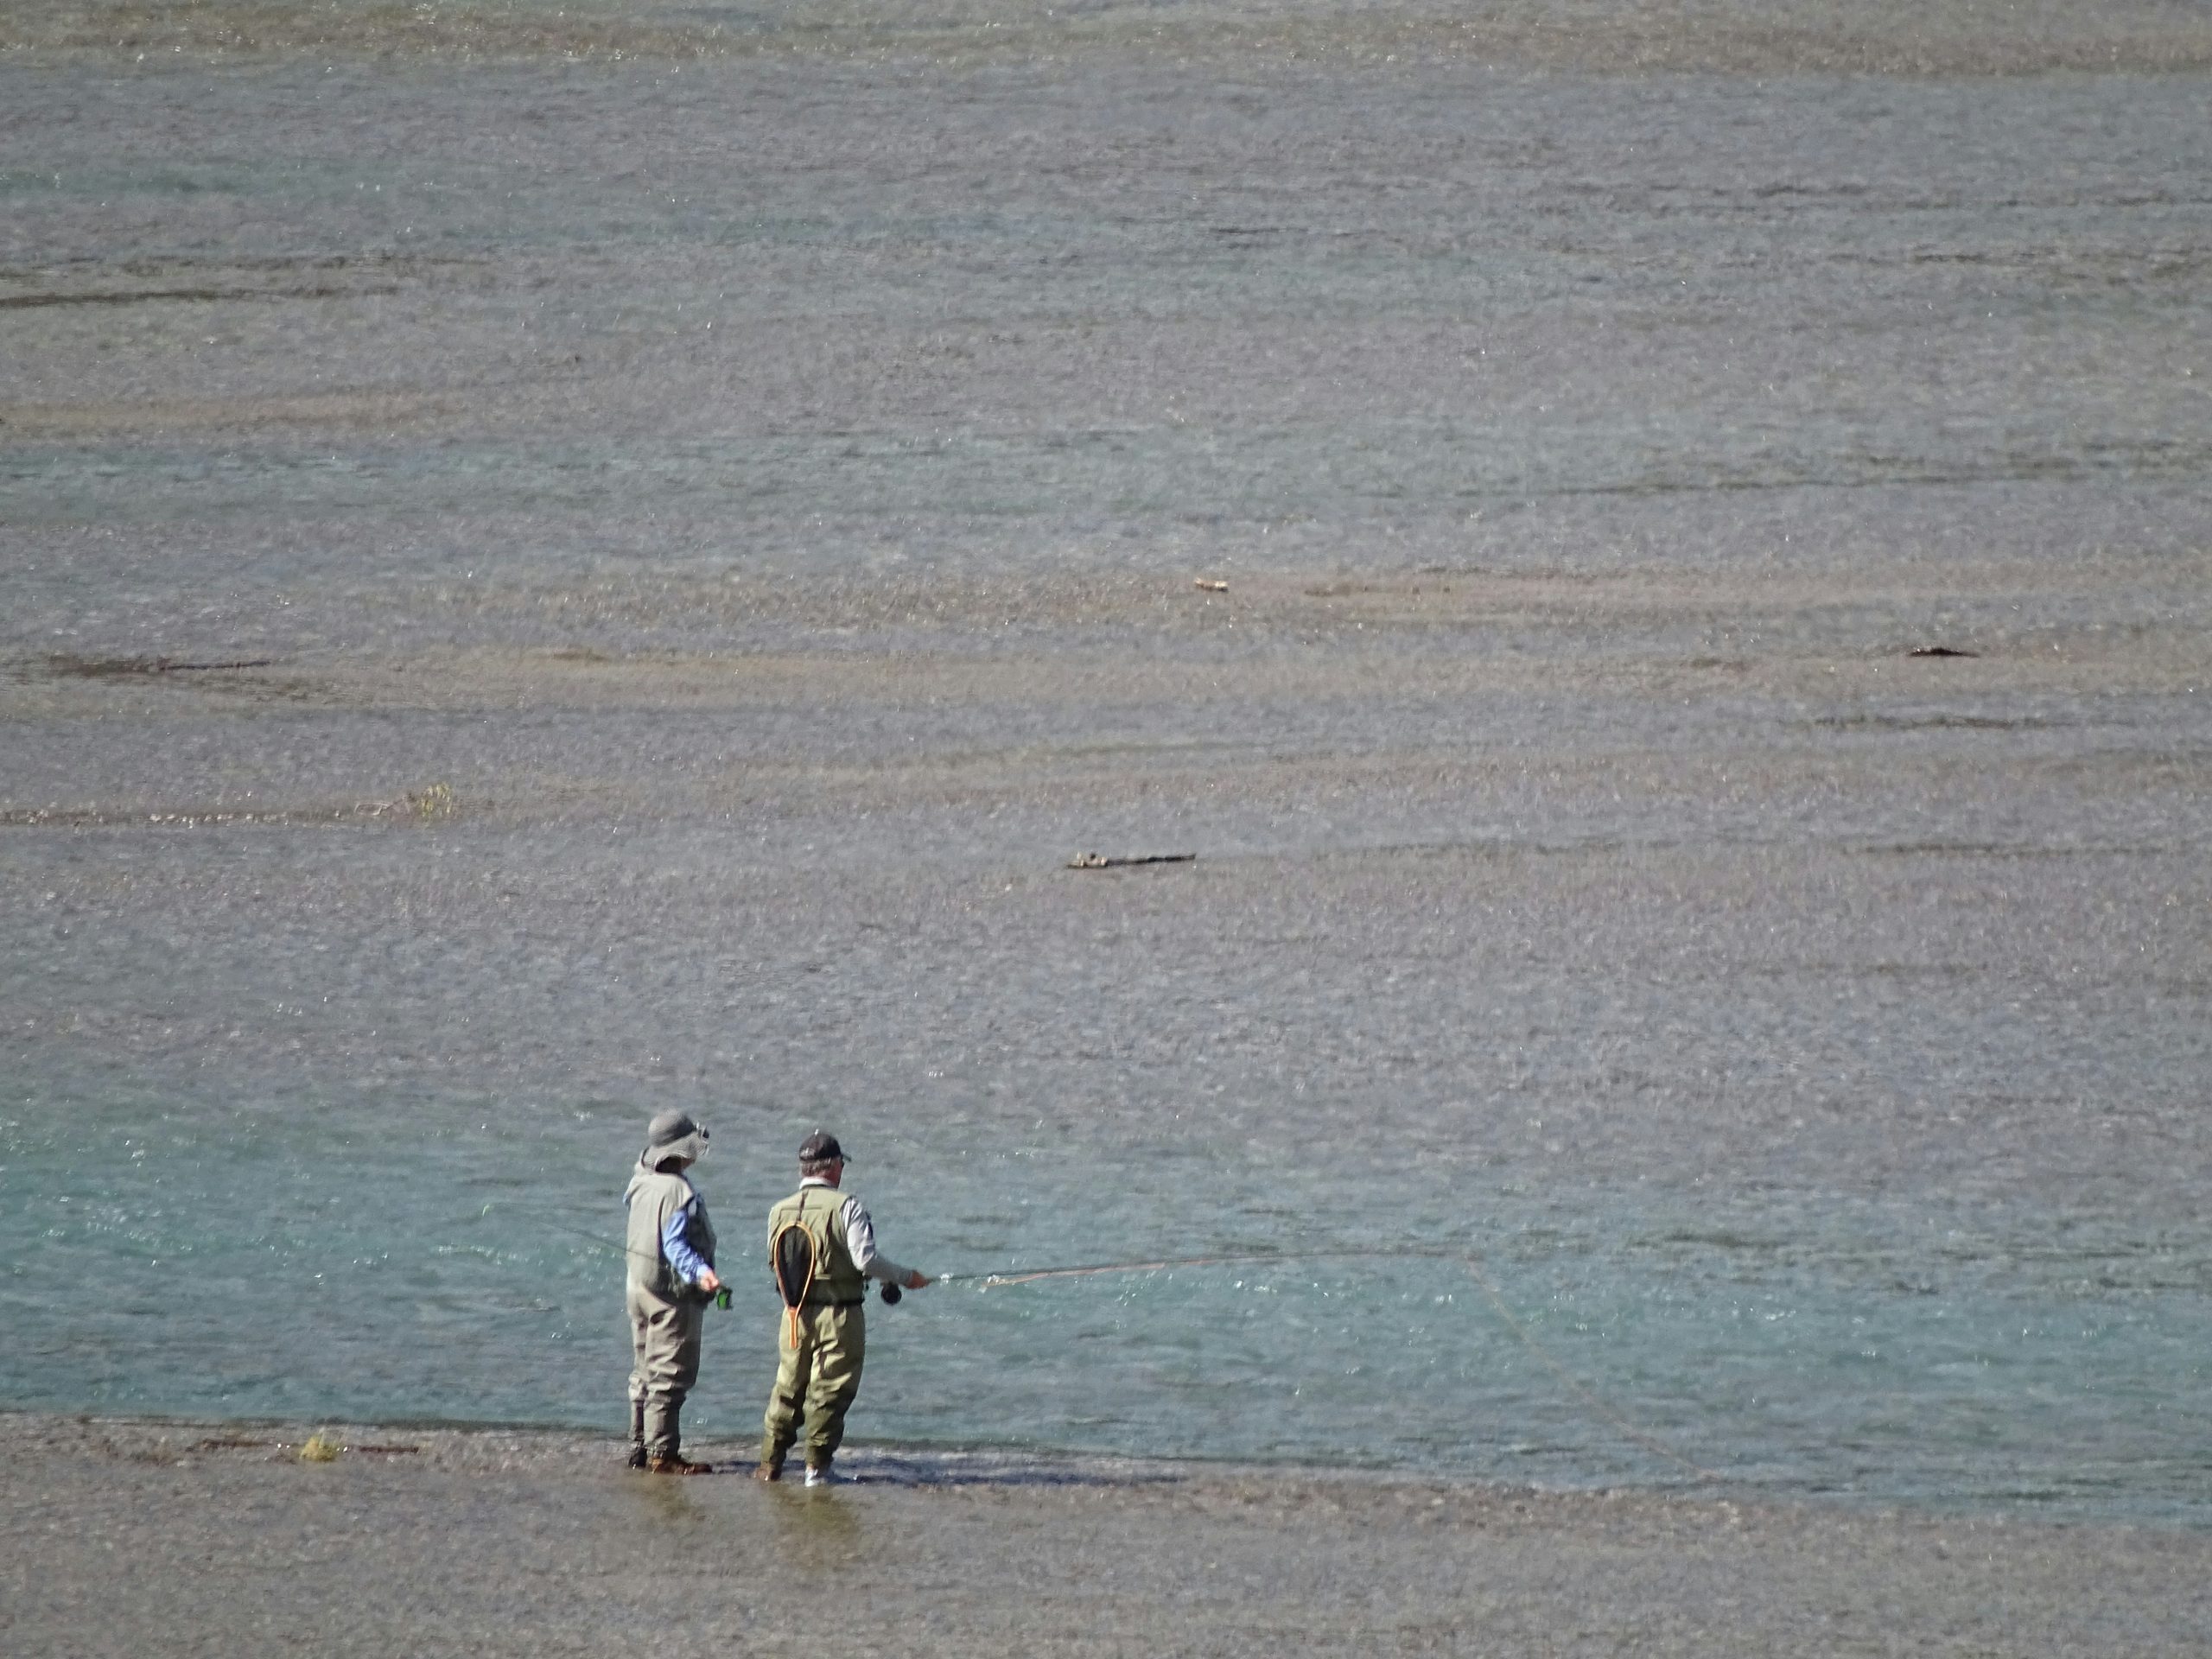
[754,1131,931,1486]
[624,1110,721,1473]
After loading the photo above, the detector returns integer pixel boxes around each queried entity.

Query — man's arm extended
[842,1196,927,1289]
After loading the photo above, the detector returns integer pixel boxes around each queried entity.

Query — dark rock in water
[1907,646,1980,658]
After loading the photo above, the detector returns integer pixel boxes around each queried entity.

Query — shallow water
[3,8,2209,1526]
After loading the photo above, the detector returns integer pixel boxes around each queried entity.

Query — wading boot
[804,1459,843,1488]
[626,1401,648,1470]
[751,1458,784,1483]
[626,1444,650,1471]
[647,1452,714,1476]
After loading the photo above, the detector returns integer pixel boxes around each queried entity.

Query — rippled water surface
[3,3,2209,1525]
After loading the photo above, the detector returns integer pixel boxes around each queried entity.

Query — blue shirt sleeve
[662,1201,713,1287]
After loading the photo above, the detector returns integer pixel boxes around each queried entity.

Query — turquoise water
[6,1065,2209,1516]
[5,819,2209,1523]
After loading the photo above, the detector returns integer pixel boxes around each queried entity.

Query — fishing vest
[624,1162,716,1300]
[766,1185,868,1307]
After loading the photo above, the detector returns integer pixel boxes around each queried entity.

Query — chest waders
[623,1165,716,1471]
[760,1186,868,1476]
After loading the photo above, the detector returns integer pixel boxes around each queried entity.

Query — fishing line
[940,1247,1459,1287]
[1458,1255,1724,1484]
[519,1211,650,1264]
[953,1245,1725,1484]
[495,1208,737,1306]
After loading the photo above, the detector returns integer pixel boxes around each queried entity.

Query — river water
[3,3,2209,1525]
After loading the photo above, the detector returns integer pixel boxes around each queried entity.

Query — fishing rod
[524,1225,1444,1300]
[938,1245,1465,1288]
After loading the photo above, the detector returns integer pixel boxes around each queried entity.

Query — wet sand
[4,1411,2209,1656]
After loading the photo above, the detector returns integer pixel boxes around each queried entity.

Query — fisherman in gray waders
[624,1110,721,1473]
[755,1131,931,1486]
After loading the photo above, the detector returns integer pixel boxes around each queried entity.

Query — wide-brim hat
[643,1109,709,1168]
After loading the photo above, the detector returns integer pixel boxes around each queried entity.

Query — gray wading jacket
[625,1161,717,1302]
